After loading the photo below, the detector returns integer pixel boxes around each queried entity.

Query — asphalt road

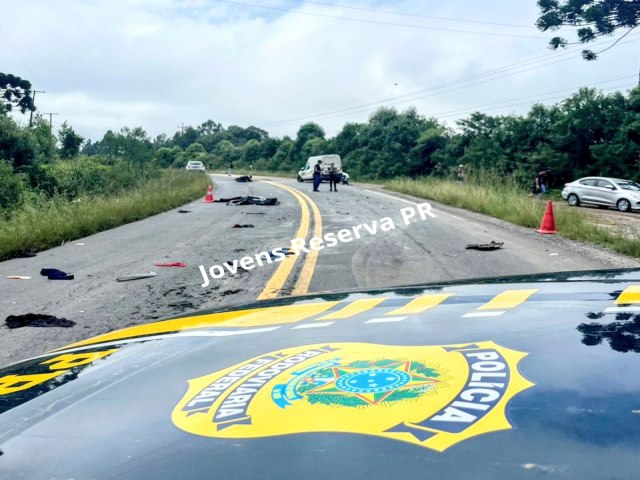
[1,174,639,365]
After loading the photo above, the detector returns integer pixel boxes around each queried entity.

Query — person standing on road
[228,162,233,176]
[533,167,551,199]
[328,163,339,192]
[313,160,322,192]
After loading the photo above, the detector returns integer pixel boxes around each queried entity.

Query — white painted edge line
[360,186,471,221]
[463,311,506,318]
[360,187,423,207]
[293,322,335,329]
[32,327,282,361]
[365,317,407,324]
[604,306,640,314]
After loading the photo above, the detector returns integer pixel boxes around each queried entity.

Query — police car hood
[1,268,640,479]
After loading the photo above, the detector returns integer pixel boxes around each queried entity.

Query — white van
[297,154,342,182]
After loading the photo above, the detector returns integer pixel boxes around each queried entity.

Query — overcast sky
[2,0,638,141]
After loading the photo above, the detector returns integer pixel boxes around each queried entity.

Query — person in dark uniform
[533,166,552,199]
[329,163,339,192]
[313,160,322,192]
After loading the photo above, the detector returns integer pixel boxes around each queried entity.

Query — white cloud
[1,0,637,141]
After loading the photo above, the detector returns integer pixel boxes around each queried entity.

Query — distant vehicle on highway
[297,154,342,182]
[562,176,640,212]
[185,161,206,172]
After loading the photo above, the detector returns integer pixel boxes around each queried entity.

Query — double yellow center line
[257,181,323,300]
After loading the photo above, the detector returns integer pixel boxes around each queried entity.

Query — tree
[0,73,35,114]
[184,142,207,161]
[155,146,183,168]
[536,0,640,59]
[58,121,84,159]
[293,123,325,165]
[119,127,152,171]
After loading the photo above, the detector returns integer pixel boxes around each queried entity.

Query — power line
[210,0,547,39]
[0,22,57,113]
[436,83,638,121]
[266,33,640,126]
[316,82,636,138]
[288,0,536,29]
[431,77,638,118]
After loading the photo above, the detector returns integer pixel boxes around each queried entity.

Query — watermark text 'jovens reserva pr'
[199,203,435,288]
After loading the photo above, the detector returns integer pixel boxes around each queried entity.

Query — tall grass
[0,171,210,261]
[385,176,640,258]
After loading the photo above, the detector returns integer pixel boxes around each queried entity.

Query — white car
[185,161,206,172]
[561,176,640,212]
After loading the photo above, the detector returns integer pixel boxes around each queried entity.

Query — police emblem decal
[172,342,533,452]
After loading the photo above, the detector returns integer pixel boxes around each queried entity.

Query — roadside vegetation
[0,171,208,261]
[385,175,640,258]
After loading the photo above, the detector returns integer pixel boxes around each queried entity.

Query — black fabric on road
[40,268,74,280]
[6,314,76,329]
[215,196,279,206]
[466,241,504,251]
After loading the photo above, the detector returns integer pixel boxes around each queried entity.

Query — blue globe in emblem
[335,368,411,394]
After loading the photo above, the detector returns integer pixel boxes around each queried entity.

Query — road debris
[116,272,158,282]
[216,196,279,206]
[232,224,255,228]
[243,212,266,215]
[235,175,253,182]
[5,313,76,329]
[177,209,191,213]
[154,262,187,267]
[221,289,243,296]
[76,243,85,246]
[465,241,504,251]
[40,268,75,280]
[15,251,37,258]
[269,247,295,259]
[6,275,31,280]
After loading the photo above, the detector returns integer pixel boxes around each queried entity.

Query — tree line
[2,68,639,217]
[85,85,640,186]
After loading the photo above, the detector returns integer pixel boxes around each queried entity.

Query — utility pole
[177,122,185,135]
[42,112,59,132]
[29,89,45,127]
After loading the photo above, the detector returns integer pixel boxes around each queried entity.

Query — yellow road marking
[55,302,339,350]
[386,294,453,315]
[318,298,386,320]
[477,289,538,310]
[616,285,640,304]
[291,187,323,296]
[257,182,310,300]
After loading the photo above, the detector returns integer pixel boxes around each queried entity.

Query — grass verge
[385,177,640,258]
[0,170,210,261]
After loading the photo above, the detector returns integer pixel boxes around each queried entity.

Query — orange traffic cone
[204,185,214,203]
[537,201,557,234]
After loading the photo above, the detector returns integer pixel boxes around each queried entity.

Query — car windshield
[617,181,640,191]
